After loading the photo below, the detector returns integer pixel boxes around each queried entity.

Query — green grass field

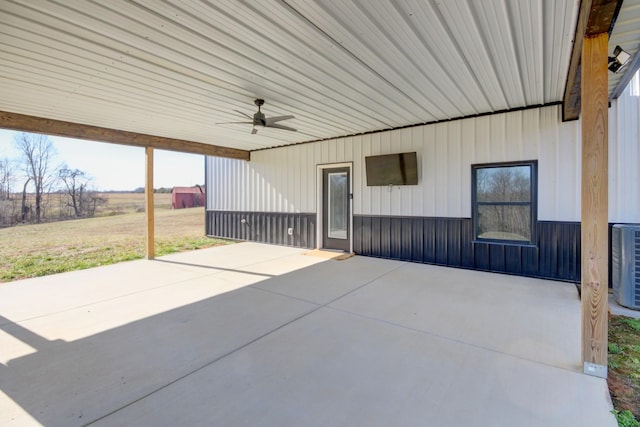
[95,192,172,215]
[609,316,640,425]
[0,191,174,227]
[0,205,231,282]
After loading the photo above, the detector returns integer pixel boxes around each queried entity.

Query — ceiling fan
[217,99,296,134]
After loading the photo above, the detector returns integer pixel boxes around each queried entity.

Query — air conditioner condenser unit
[611,224,640,310]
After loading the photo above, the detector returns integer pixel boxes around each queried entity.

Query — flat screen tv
[365,152,418,186]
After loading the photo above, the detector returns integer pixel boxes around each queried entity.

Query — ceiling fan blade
[234,110,253,120]
[216,121,253,125]
[266,123,297,132]
[265,115,294,125]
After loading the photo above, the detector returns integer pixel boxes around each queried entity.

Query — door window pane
[328,172,347,239]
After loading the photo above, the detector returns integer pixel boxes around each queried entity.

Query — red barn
[171,186,205,209]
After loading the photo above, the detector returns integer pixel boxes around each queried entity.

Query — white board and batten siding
[609,72,640,224]
[207,103,639,223]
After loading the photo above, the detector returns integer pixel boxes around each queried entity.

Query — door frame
[316,162,353,252]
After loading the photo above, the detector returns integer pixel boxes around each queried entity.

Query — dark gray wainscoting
[207,211,581,282]
[353,216,581,282]
[207,210,316,249]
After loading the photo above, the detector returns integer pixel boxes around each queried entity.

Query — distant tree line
[132,187,173,193]
[1,133,205,227]
[0,132,105,227]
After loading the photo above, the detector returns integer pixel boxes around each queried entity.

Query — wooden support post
[581,33,609,377]
[145,146,155,260]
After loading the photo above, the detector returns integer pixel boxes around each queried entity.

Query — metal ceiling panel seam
[279,0,429,124]
[165,0,416,132]
[471,0,526,108]
[398,0,492,116]
[390,1,484,117]
[434,0,510,112]
[1,16,247,110]
[507,0,545,105]
[544,0,578,103]
[212,1,408,129]
[352,1,466,118]
[304,0,453,120]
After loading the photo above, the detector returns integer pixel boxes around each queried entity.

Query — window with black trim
[472,161,537,243]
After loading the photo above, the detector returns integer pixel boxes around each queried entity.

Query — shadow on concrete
[0,265,321,426]
[154,258,277,277]
[0,253,617,427]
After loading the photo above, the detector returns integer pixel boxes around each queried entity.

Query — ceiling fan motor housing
[253,112,266,126]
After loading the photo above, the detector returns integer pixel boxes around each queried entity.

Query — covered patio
[2,1,640,379]
[0,243,615,426]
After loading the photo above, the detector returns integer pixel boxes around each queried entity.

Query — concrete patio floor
[0,242,616,426]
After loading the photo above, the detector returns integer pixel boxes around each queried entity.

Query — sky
[0,129,205,191]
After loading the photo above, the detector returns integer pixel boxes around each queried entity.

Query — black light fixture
[608,45,631,73]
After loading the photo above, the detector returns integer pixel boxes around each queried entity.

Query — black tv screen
[365,152,418,186]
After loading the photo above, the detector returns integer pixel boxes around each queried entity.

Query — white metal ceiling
[0,0,625,152]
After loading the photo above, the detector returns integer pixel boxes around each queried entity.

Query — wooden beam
[563,0,590,121]
[0,110,250,160]
[563,0,623,121]
[586,0,621,34]
[581,33,609,377]
[145,146,155,260]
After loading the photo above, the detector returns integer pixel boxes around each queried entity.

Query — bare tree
[0,158,17,226]
[14,132,58,223]
[0,158,14,200]
[20,176,31,222]
[59,166,97,218]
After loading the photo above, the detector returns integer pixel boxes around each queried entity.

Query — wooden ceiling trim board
[563,0,624,121]
[0,111,250,160]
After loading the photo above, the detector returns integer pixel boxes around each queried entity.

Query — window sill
[472,239,537,248]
